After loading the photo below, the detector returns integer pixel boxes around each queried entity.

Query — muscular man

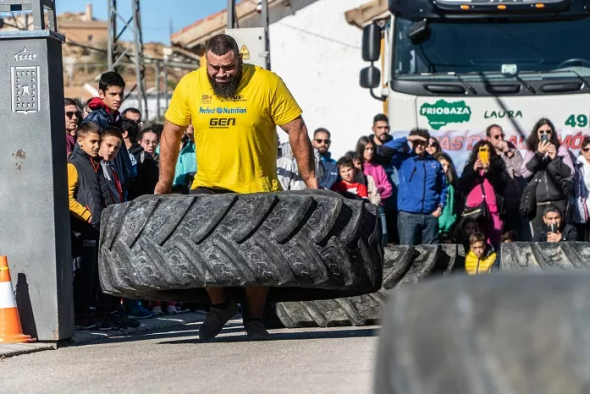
[156,34,317,340]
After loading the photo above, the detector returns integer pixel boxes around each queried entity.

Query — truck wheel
[98,190,383,302]
[501,242,590,271]
[375,273,590,394]
[268,244,464,328]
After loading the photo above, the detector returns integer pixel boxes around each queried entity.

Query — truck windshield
[394,17,590,79]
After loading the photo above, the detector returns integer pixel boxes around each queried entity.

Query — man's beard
[208,67,243,99]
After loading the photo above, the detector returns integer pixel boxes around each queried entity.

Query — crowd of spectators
[64,72,195,330]
[66,71,589,328]
[278,114,588,275]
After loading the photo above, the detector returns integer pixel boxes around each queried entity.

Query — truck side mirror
[360,66,381,89]
[362,23,381,62]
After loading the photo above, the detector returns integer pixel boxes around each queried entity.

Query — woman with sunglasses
[521,118,574,235]
[570,136,590,241]
[426,137,441,156]
[459,140,508,248]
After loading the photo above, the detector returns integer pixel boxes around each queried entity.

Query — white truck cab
[360,0,589,171]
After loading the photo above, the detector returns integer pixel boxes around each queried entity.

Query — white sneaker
[152,306,164,316]
[166,305,179,315]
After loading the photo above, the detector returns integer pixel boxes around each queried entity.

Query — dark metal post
[155,61,161,122]
[0,0,72,343]
[227,0,235,29]
[261,0,270,70]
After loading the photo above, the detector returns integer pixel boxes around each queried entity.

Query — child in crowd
[439,232,455,244]
[68,122,115,330]
[455,217,480,250]
[331,156,369,199]
[501,231,518,243]
[99,127,125,204]
[344,152,380,205]
[465,232,497,275]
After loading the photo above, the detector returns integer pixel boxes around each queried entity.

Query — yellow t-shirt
[165,64,302,194]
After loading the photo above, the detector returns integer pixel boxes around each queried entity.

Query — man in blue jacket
[382,128,448,245]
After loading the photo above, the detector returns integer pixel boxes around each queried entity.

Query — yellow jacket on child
[465,248,497,275]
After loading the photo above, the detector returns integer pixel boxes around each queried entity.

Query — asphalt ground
[0,318,380,394]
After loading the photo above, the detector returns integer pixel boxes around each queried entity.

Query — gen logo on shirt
[201,95,212,104]
[209,117,236,128]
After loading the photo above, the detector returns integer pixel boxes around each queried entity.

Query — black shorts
[189,187,234,195]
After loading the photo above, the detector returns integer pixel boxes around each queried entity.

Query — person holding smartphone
[521,118,574,236]
[459,140,509,248]
[533,205,577,242]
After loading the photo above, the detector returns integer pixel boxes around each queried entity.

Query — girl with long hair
[434,152,460,234]
[356,136,393,245]
[521,118,574,234]
[459,140,509,248]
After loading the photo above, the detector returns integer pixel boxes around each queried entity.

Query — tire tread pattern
[98,191,382,301]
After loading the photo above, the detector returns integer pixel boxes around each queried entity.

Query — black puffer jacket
[68,145,115,230]
[524,152,572,203]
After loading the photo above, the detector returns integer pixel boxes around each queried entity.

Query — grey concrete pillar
[0,29,73,342]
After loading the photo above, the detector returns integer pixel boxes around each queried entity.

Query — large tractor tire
[98,190,383,303]
[501,242,590,271]
[268,244,464,328]
[375,273,590,394]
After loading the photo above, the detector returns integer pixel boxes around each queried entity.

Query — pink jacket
[364,162,393,201]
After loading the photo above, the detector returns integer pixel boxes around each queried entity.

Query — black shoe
[110,310,141,329]
[245,320,270,341]
[198,300,238,340]
[74,316,100,330]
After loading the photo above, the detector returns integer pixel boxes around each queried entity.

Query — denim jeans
[397,211,439,245]
[379,205,388,245]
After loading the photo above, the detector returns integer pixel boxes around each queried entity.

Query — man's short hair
[77,122,101,138]
[120,119,139,142]
[543,204,562,217]
[103,126,123,141]
[64,98,78,107]
[206,34,239,57]
[99,71,125,92]
[486,124,502,137]
[314,128,331,139]
[138,127,159,142]
[373,113,389,125]
[336,156,354,169]
[408,127,430,141]
[469,232,486,246]
[122,107,141,119]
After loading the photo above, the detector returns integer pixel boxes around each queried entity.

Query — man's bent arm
[155,119,188,194]
[281,116,318,189]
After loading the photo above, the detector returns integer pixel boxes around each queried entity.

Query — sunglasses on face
[428,142,437,147]
[315,139,331,144]
[66,111,79,118]
[583,147,590,153]
[539,129,552,134]
[493,134,505,140]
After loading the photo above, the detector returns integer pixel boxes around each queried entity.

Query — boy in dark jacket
[83,71,134,197]
[68,122,115,330]
[533,204,578,242]
[382,128,448,245]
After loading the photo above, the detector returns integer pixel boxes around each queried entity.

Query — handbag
[462,182,490,222]
[519,174,539,219]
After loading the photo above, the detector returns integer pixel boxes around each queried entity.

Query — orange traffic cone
[0,256,35,343]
